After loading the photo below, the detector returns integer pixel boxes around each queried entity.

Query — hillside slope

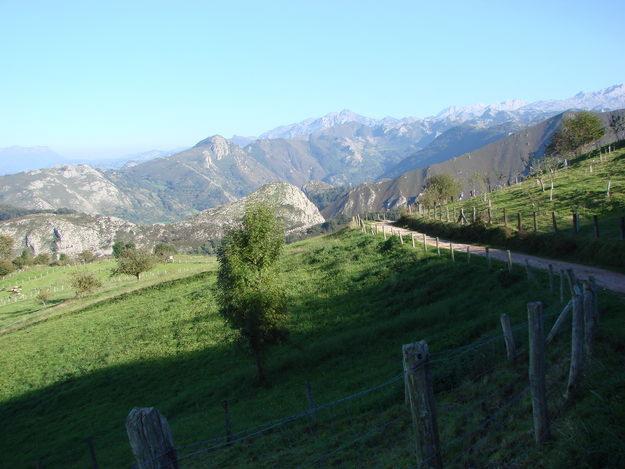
[0,230,623,467]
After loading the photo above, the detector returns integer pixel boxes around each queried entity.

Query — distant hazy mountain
[89,148,185,170]
[0,146,67,175]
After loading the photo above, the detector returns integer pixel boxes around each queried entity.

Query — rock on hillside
[0,183,324,256]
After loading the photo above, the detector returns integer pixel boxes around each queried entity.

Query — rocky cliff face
[0,183,324,256]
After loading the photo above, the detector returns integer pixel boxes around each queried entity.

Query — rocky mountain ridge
[0,183,324,257]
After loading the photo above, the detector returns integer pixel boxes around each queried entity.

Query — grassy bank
[0,230,623,467]
[397,144,625,270]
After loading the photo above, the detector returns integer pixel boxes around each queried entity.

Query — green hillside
[397,143,625,269]
[1,230,624,467]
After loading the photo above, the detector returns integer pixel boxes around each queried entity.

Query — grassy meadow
[0,230,624,467]
[0,254,215,333]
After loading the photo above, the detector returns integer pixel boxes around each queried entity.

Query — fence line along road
[376,221,625,294]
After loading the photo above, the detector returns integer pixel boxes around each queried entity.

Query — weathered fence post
[85,437,99,469]
[551,211,558,232]
[435,237,440,256]
[527,302,550,445]
[582,281,596,361]
[565,290,584,401]
[126,407,178,469]
[593,215,600,239]
[472,207,477,223]
[506,250,512,272]
[503,208,508,227]
[487,207,492,224]
[449,243,454,262]
[422,233,427,253]
[546,300,572,345]
[486,246,491,269]
[466,246,471,264]
[403,341,443,469]
[500,313,516,361]
[572,212,579,234]
[383,226,387,240]
[517,212,522,232]
[532,211,537,232]
[411,233,415,248]
[399,232,404,244]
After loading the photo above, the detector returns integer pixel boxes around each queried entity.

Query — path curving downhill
[375,221,625,295]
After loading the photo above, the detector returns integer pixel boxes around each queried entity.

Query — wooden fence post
[551,211,558,232]
[517,212,522,232]
[546,300,573,344]
[583,281,596,360]
[572,212,579,234]
[565,290,584,401]
[85,437,99,469]
[533,212,537,232]
[527,302,550,445]
[486,246,491,269]
[466,246,471,264]
[506,250,512,272]
[593,215,600,239]
[403,341,443,469]
[487,207,492,224]
[472,207,477,223]
[411,233,415,248]
[449,243,454,262]
[435,237,440,256]
[503,208,508,227]
[500,313,516,361]
[383,226,387,240]
[126,407,178,469]
[422,234,427,253]
[399,232,404,244]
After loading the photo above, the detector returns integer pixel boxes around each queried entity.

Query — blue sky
[0,0,623,158]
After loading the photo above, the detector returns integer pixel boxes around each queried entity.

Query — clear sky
[1,0,623,158]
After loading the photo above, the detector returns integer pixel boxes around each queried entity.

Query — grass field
[0,255,215,333]
[442,144,625,238]
[1,230,624,467]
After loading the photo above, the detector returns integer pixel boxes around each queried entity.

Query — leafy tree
[153,243,177,259]
[420,174,461,208]
[33,253,51,265]
[113,248,156,279]
[112,240,135,258]
[609,114,625,142]
[0,235,14,259]
[0,260,15,277]
[76,250,96,264]
[70,272,102,297]
[216,203,288,383]
[548,111,605,157]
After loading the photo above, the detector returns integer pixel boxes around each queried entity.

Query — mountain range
[0,83,623,226]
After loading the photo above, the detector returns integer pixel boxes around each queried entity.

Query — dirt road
[376,221,625,295]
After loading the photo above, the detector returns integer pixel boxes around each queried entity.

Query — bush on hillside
[0,234,14,259]
[12,250,34,269]
[113,248,156,279]
[0,259,15,277]
[70,272,102,297]
[76,250,96,264]
[112,241,135,258]
[33,253,51,265]
[36,289,52,305]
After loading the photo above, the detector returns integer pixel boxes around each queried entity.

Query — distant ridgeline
[0,205,78,222]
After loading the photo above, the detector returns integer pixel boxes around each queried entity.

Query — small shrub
[0,259,15,277]
[76,250,96,264]
[12,250,33,269]
[33,253,51,265]
[70,272,102,297]
[153,243,177,259]
[36,289,52,305]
